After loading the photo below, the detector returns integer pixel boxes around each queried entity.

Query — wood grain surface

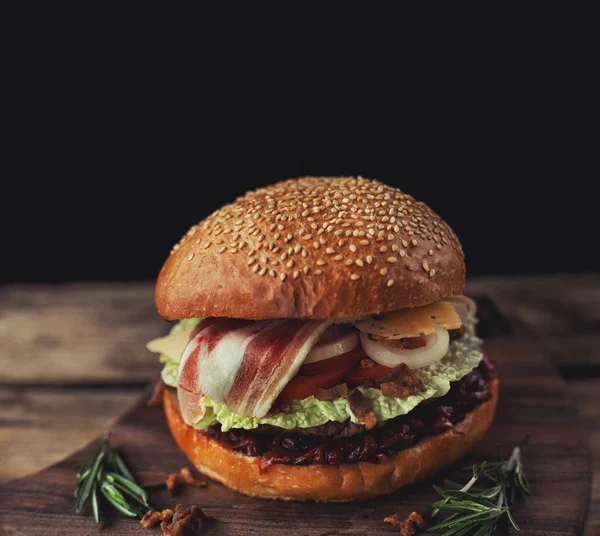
[0,275,597,534]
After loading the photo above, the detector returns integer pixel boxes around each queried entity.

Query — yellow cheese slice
[146,328,194,361]
[354,301,462,339]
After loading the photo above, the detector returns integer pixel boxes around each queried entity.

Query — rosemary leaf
[106,472,149,503]
[91,483,101,524]
[100,483,138,518]
[112,452,137,483]
[112,481,155,511]
[75,446,105,512]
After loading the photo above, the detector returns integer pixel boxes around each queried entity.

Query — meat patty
[256,419,369,439]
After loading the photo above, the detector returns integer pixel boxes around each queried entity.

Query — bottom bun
[163,379,498,502]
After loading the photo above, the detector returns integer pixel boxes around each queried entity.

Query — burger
[147,176,497,502]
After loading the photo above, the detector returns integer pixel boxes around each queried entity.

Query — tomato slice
[299,346,366,375]
[344,360,392,384]
[279,365,356,401]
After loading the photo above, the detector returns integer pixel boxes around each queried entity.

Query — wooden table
[1,275,598,534]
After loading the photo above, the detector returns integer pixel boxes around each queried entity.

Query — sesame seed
[269,269,276,277]
[387,257,398,263]
[218,246,226,253]
[366,255,373,264]
[399,249,406,257]
[188,252,195,261]
[387,279,394,287]
[287,260,294,268]
[315,269,323,275]
[313,241,320,249]
[387,234,394,241]
[302,234,312,240]
[334,254,343,261]
[380,246,388,253]
[355,259,364,267]
[350,273,360,280]
[430,269,436,277]
[202,242,211,249]
[380,267,388,275]
[326,247,335,254]
[294,244,302,253]
[293,270,300,279]
[280,273,287,281]
[412,239,418,246]
[345,259,354,266]
[402,240,408,247]
[258,267,267,276]
[349,244,357,253]
[316,259,327,266]
[303,266,310,274]
[423,262,429,271]
[391,244,398,251]
[301,249,308,258]
[360,239,369,246]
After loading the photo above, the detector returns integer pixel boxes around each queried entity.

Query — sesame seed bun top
[155,177,465,320]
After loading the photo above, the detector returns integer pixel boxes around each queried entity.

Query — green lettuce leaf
[159,317,483,432]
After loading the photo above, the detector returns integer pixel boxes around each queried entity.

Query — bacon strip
[178,318,330,423]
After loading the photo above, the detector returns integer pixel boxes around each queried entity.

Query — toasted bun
[163,379,498,502]
[156,177,465,320]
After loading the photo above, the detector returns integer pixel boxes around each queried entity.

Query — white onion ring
[359,328,450,369]
[304,331,359,364]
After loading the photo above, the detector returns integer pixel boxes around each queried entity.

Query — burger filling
[148,297,494,465]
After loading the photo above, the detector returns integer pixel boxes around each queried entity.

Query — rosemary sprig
[429,436,531,536]
[74,433,155,523]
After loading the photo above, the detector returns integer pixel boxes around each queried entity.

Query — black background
[2,137,597,283]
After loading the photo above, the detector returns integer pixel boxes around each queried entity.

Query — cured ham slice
[178,318,331,424]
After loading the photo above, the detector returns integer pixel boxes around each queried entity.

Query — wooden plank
[0,338,591,535]
[0,283,166,384]
[469,273,600,368]
[0,387,139,482]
